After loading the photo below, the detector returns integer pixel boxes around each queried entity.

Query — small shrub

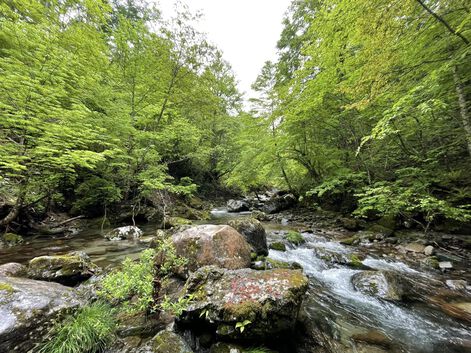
[38,302,116,353]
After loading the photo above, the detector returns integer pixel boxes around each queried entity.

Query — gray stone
[180,266,308,339]
[423,245,434,256]
[405,243,426,253]
[0,263,27,277]
[226,199,249,213]
[446,279,467,290]
[0,276,82,352]
[227,218,268,256]
[439,261,453,269]
[27,251,98,285]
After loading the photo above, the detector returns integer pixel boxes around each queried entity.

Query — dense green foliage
[38,302,116,353]
[0,0,241,226]
[1,0,470,230]
[231,0,471,225]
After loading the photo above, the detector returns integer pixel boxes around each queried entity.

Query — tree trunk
[453,66,471,158]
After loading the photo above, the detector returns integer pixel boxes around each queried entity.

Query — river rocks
[227,218,268,256]
[172,225,251,272]
[424,245,434,256]
[251,210,270,221]
[27,251,98,285]
[339,217,361,231]
[105,225,143,240]
[149,330,193,353]
[261,193,296,214]
[0,275,83,352]
[180,266,309,339]
[439,261,453,270]
[404,242,426,253]
[0,263,27,277]
[227,199,249,213]
[351,271,403,301]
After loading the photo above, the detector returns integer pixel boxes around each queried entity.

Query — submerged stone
[351,270,403,301]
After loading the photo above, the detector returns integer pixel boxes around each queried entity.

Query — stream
[1,208,470,353]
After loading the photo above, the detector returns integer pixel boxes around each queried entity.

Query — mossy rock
[269,242,286,252]
[165,217,192,229]
[266,258,302,270]
[367,224,394,238]
[2,233,24,246]
[151,330,193,353]
[0,282,14,294]
[283,231,305,245]
[339,235,360,246]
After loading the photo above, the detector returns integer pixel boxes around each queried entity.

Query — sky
[158,0,292,100]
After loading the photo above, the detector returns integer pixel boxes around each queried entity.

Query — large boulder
[27,251,98,286]
[180,266,309,339]
[261,193,296,214]
[351,271,403,301]
[172,225,252,272]
[0,276,83,352]
[227,199,249,213]
[105,225,143,240]
[146,330,193,353]
[228,218,268,256]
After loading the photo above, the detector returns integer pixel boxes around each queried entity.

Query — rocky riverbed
[0,201,470,353]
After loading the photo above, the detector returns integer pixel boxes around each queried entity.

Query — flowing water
[1,208,470,352]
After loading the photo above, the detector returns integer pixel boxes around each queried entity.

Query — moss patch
[269,242,286,251]
[0,282,14,294]
[284,231,304,245]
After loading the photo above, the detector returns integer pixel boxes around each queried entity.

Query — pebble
[439,261,453,270]
[423,245,434,256]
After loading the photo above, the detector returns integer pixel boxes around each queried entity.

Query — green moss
[349,254,363,268]
[339,235,359,245]
[223,300,260,321]
[2,233,23,245]
[0,282,14,294]
[269,242,286,251]
[284,231,304,245]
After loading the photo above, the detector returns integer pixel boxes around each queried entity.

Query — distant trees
[232,0,471,224]
[0,0,241,226]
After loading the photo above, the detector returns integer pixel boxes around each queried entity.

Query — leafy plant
[235,319,252,333]
[99,249,155,313]
[160,294,194,316]
[38,302,116,353]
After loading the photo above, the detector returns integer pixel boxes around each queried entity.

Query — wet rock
[1,233,24,247]
[227,199,249,213]
[439,302,471,323]
[420,256,440,270]
[265,258,303,270]
[439,261,453,270]
[269,241,287,252]
[181,266,308,339]
[105,225,143,240]
[261,193,296,214]
[445,279,468,291]
[147,330,193,353]
[228,218,268,256]
[405,243,426,253]
[351,330,392,348]
[351,271,403,301]
[0,263,27,277]
[0,275,82,352]
[172,225,251,272]
[424,245,434,256]
[116,311,172,338]
[27,251,98,285]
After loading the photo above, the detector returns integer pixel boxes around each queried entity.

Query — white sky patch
[157,0,292,101]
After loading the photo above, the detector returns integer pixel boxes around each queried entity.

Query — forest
[1,1,471,353]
